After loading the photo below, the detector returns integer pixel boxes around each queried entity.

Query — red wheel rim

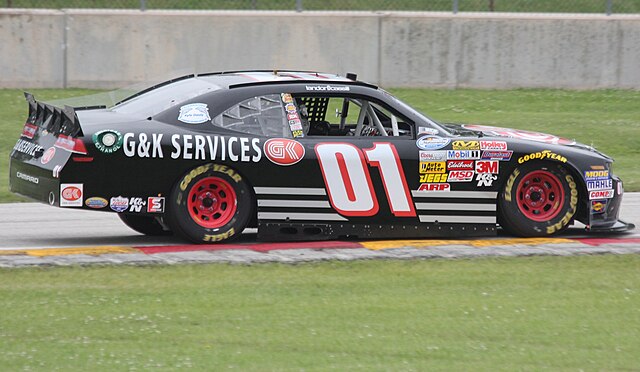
[187,176,237,228]
[516,170,565,222]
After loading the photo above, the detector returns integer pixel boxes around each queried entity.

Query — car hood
[441,123,612,161]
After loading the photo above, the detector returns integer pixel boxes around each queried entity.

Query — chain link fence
[2,1,639,14]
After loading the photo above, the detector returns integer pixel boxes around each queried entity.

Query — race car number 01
[315,143,416,217]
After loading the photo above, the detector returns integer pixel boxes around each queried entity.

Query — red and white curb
[0,237,639,267]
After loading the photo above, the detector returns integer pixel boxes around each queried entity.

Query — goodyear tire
[498,161,579,237]
[166,164,252,243]
[118,213,172,236]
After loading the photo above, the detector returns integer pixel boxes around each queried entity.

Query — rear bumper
[10,159,60,206]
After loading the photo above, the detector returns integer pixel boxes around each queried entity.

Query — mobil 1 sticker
[587,179,612,191]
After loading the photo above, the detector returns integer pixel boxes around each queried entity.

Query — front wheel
[166,164,253,243]
[498,162,579,237]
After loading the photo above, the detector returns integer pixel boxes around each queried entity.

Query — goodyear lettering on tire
[546,174,578,234]
[203,228,235,242]
[504,168,520,202]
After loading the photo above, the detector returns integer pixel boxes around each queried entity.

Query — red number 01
[315,143,416,217]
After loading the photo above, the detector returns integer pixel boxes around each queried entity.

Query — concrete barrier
[1,9,639,89]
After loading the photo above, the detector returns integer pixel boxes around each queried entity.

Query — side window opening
[212,94,292,138]
[293,95,413,137]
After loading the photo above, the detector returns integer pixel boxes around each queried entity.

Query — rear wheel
[498,161,579,236]
[166,164,252,243]
[118,213,172,236]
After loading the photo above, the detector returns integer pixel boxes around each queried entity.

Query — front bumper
[587,175,634,233]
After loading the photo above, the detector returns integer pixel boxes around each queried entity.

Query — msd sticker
[178,103,211,124]
[60,183,83,207]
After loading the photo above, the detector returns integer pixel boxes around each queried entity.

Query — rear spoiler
[24,92,84,138]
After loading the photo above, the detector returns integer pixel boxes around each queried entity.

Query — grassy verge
[0,255,638,370]
[2,88,639,203]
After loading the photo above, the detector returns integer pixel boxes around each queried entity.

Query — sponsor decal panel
[40,147,56,165]
[451,140,480,150]
[264,138,305,166]
[447,170,474,182]
[475,160,499,174]
[110,196,129,212]
[16,171,39,184]
[447,150,480,160]
[61,183,83,207]
[178,103,211,124]
[85,197,108,209]
[419,173,448,183]
[282,94,304,138]
[447,160,474,170]
[587,179,613,191]
[419,162,446,174]
[481,150,513,161]
[418,183,451,192]
[476,173,498,187]
[122,133,262,162]
[416,136,450,151]
[93,129,123,154]
[129,197,147,213]
[589,189,614,200]
[591,200,607,214]
[419,151,447,161]
[13,139,44,157]
[518,150,567,164]
[54,134,85,154]
[22,123,38,139]
[480,140,507,151]
[147,197,165,213]
[584,170,610,181]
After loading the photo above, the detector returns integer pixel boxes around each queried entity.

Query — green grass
[2,88,639,202]
[0,255,639,370]
[389,88,640,191]
[3,0,640,13]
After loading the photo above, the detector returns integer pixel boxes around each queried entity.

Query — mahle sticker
[178,103,211,124]
[93,130,123,154]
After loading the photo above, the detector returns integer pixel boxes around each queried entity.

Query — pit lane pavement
[0,193,637,267]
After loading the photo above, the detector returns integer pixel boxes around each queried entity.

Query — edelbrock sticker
[178,103,211,124]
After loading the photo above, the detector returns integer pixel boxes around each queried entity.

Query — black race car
[9,71,634,243]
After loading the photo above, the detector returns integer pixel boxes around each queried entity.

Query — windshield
[379,88,450,134]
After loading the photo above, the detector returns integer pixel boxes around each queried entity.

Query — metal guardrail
[2,0,638,15]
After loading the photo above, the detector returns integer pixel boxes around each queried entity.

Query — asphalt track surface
[0,193,638,267]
